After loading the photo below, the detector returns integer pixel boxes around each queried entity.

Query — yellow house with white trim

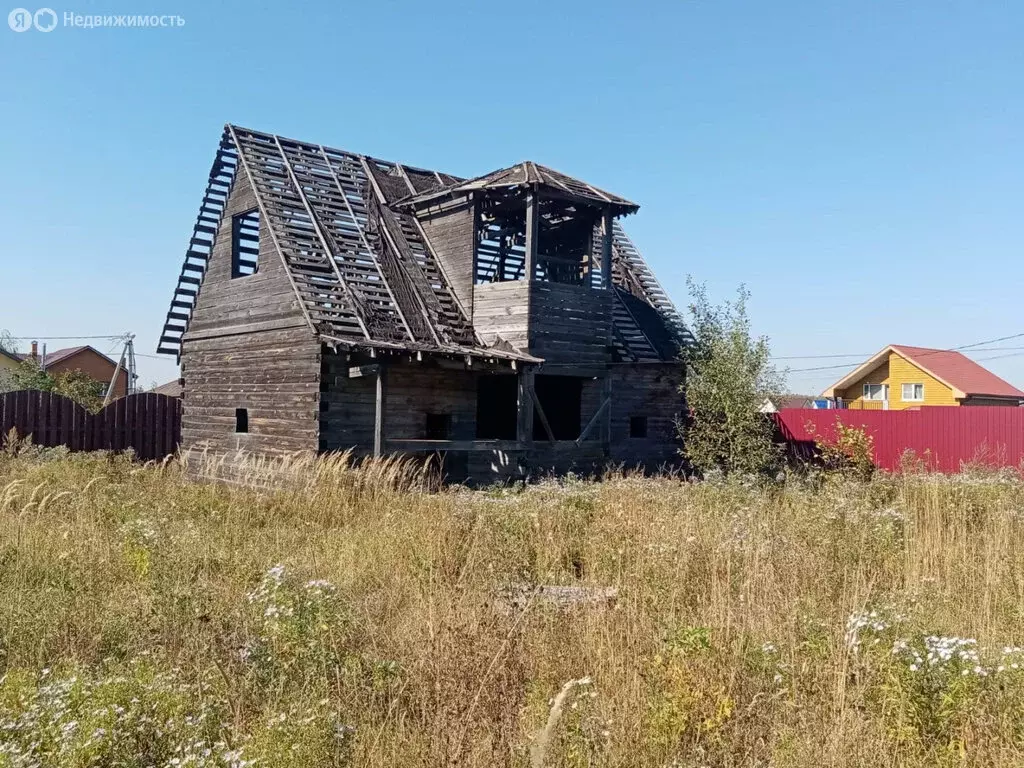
[823,344,1024,410]
[0,349,21,389]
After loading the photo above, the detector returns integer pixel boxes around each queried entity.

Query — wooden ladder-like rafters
[157,128,238,359]
[610,221,693,347]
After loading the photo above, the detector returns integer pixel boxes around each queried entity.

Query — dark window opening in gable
[476,375,518,439]
[425,413,453,440]
[533,375,582,441]
[629,415,648,439]
[235,408,249,433]
[232,209,260,278]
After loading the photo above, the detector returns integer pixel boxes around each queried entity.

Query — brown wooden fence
[0,390,181,461]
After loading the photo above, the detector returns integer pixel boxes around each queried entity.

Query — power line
[775,343,1024,363]
[973,351,1024,363]
[5,335,123,341]
[783,333,1024,374]
[772,352,872,360]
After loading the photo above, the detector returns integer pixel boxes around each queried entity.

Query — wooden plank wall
[530,282,612,365]
[186,166,308,336]
[472,282,531,350]
[606,363,684,467]
[181,163,321,459]
[0,390,181,461]
[417,202,475,315]
[320,354,481,452]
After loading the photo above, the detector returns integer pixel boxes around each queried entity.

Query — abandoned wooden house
[158,125,689,480]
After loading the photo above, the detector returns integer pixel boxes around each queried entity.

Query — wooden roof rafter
[391,161,480,341]
[272,134,378,342]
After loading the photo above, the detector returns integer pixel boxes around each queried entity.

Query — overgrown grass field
[3,450,1024,766]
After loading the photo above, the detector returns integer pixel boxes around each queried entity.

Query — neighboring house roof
[823,345,1024,400]
[15,345,121,369]
[150,379,182,397]
[759,394,821,413]
[0,349,21,365]
[158,125,690,365]
[773,394,817,409]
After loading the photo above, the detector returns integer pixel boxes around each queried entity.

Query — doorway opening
[533,376,582,440]
[476,375,518,439]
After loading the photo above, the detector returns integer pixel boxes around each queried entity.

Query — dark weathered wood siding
[181,166,320,459]
[418,202,475,315]
[607,363,683,466]
[529,283,612,364]
[320,354,480,452]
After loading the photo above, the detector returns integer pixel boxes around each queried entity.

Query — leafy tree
[54,369,107,413]
[7,359,106,413]
[0,331,16,392]
[680,279,785,477]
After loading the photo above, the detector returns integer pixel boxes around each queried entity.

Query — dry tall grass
[2,450,1024,766]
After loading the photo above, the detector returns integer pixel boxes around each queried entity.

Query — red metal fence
[773,407,1024,473]
[0,390,181,461]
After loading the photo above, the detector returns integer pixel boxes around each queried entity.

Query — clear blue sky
[1,1,1021,393]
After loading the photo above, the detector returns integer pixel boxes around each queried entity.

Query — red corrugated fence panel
[774,406,1024,473]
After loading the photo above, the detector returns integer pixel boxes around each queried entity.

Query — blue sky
[1,0,1021,393]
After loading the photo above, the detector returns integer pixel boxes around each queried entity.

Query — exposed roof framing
[158,127,238,357]
[608,222,694,349]
[160,125,686,365]
[397,161,639,216]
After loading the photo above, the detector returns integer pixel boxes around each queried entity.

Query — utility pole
[103,333,136,406]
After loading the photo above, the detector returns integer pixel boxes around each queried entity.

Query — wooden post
[517,367,535,445]
[497,230,507,282]
[471,195,480,284]
[374,365,386,457]
[601,373,612,457]
[601,207,613,290]
[524,190,539,282]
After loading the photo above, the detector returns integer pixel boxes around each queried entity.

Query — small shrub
[813,421,875,480]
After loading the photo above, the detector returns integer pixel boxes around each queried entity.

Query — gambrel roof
[158,125,689,363]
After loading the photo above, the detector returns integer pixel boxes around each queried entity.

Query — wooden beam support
[387,439,526,453]
[601,207,613,291]
[517,367,536,445]
[524,190,540,282]
[529,387,557,444]
[577,396,612,447]
[347,364,380,379]
[538,365,607,378]
[601,374,613,455]
[373,365,387,457]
